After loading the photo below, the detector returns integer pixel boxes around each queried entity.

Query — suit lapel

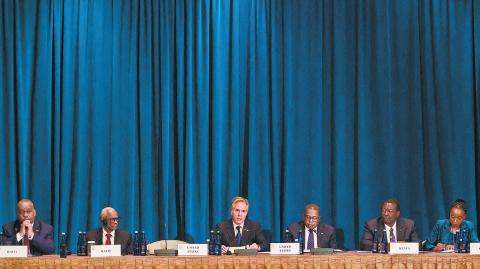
[396,219,405,241]
[96,228,103,245]
[241,220,252,246]
[225,221,237,246]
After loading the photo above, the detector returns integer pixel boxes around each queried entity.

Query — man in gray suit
[360,198,419,250]
[288,203,337,250]
[216,196,269,253]
[86,207,132,255]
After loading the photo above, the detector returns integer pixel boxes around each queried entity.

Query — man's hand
[221,245,228,255]
[20,220,34,238]
[247,243,260,251]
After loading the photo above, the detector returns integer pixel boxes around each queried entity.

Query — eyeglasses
[108,217,120,222]
[305,215,319,221]
[382,209,397,214]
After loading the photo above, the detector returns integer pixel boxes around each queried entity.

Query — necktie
[23,234,30,249]
[307,229,315,250]
[389,228,396,243]
[106,233,112,245]
[235,226,242,245]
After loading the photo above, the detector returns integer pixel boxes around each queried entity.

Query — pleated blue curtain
[1,0,479,250]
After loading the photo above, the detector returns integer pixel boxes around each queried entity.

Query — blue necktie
[235,226,242,245]
[307,229,315,250]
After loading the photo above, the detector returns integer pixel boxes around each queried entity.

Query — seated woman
[424,199,479,251]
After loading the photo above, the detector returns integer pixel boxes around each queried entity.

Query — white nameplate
[470,243,480,254]
[389,242,419,255]
[178,244,208,256]
[0,246,28,258]
[270,243,300,255]
[90,245,121,257]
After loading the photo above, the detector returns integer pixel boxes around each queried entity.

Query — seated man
[216,196,269,254]
[360,198,419,250]
[2,199,54,255]
[86,207,132,255]
[288,203,337,250]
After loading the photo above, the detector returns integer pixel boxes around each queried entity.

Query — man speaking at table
[216,196,269,254]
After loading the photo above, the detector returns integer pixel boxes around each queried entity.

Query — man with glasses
[2,199,54,255]
[86,207,132,255]
[288,204,337,250]
[360,198,419,250]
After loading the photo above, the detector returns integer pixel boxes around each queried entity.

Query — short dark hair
[383,198,400,211]
[450,199,467,215]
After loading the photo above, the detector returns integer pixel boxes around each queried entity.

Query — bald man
[86,207,132,255]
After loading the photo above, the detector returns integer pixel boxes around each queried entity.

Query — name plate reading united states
[177,244,208,256]
[389,242,419,255]
[90,245,121,257]
[0,246,28,258]
[270,243,300,255]
[470,243,480,254]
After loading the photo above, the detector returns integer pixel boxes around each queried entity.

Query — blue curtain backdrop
[1,0,480,251]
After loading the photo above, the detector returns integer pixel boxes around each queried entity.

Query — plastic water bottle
[454,230,460,253]
[140,231,147,256]
[284,227,292,243]
[133,231,140,256]
[382,229,388,254]
[372,229,379,253]
[59,232,67,258]
[298,230,304,254]
[0,232,5,246]
[214,230,221,256]
[208,230,215,255]
[77,231,87,256]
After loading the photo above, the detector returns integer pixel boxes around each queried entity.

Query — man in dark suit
[86,207,132,255]
[288,203,337,250]
[216,196,269,253]
[2,199,54,255]
[360,198,419,250]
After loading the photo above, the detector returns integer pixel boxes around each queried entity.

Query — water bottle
[77,231,87,256]
[463,228,470,253]
[298,230,304,254]
[454,230,460,253]
[133,231,140,256]
[0,232,5,246]
[140,231,147,256]
[214,230,222,256]
[208,230,215,255]
[381,229,388,254]
[59,232,67,258]
[372,229,379,253]
[284,227,292,243]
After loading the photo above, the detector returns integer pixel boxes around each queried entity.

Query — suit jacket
[216,219,269,251]
[2,220,54,255]
[360,217,420,250]
[86,227,132,255]
[288,221,337,249]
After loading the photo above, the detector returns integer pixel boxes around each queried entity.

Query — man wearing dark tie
[216,196,269,254]
[360,198,419,250]
[86,207,132,255]
[1,199,54,255]
[288,204,337,250]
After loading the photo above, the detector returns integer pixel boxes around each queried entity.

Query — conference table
[0,252,479,269]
